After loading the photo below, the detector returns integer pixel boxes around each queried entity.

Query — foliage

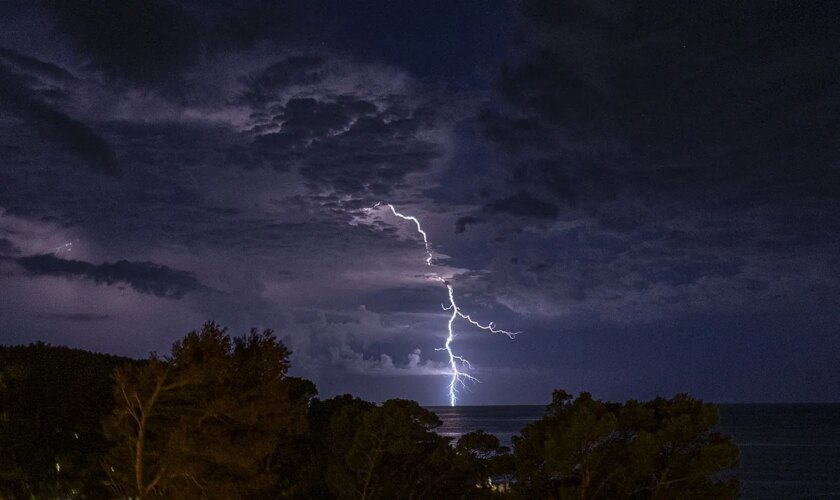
[1,328,741,500]
[102,322,308,498]
[456,430,514,487]
[512,390,740,499]
[272,394,375,498]
[325,398,484,500]
[0,342,130,499]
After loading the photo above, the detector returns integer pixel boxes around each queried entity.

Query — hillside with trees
[0,342,131,497]
[0,323,739,499]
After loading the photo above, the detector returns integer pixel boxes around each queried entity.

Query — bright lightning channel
[366,202,518,406]
[51,242,73,255]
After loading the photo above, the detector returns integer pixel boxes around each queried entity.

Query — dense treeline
[1,323,739,499]
[0,342,130,497]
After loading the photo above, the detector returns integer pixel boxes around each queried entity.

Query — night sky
[1,0,838,405]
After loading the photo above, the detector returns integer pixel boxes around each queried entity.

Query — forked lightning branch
[364,203,518,406]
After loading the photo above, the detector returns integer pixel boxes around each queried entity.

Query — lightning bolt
[365,203,518,406]
[50,242,73,255]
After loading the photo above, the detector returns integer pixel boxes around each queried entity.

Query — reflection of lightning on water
[365,202,518,406]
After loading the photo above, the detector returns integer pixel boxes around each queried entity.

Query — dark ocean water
[430,404,840,499]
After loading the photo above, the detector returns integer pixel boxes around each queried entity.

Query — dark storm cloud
[204,0,512,80]
[0,47,77,82]
[470,0,840,318]
[454,216,480,234]
[486,0,840,208]
[261,97,377,140]
[40,0,199,84]
[243,59,444,195]
[14,254,203,299]
[0,238,19,255]
[239,56,327,104]
[0,26,457,382]
[486,190,558,220]
[359,285,450,315]
[0,63,118,175]
[296,108,442,195]
[2,0,836,404]
[209,0,333,48]
[13,39,432,251]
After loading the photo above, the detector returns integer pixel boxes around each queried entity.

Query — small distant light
[74,432,79,439]
[55,462,61,472]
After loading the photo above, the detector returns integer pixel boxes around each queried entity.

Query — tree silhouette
[102,322,308,498]
[1,329,742,499]
[0,342,128,499]
[326,399,481,499]
[512,390,740,499]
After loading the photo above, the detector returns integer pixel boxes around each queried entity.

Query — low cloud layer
[13,254,203,299]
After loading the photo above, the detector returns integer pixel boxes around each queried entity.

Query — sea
[430,404,840,499]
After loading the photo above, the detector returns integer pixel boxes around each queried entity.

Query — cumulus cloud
[330,345,450,377]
